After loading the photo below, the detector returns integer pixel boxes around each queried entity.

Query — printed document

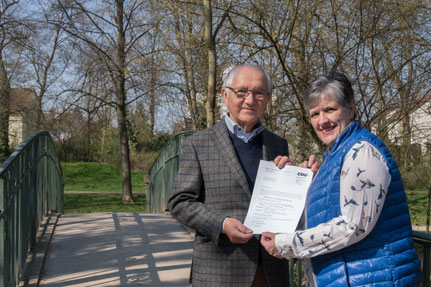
[244,160,313,234]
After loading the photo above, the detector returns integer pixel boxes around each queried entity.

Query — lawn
[61,162,428,225]
[406,191,428,227]
[61,162,147,192]
[64,193,146,214]
[62,162,148,214]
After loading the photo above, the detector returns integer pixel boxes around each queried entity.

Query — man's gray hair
[223,64,272,93]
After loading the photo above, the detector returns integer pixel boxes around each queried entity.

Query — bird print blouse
[275,141,391,285]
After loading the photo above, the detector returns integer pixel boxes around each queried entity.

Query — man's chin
[239,117,258,125]
[239,113,258,121]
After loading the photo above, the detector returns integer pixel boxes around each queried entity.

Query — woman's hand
[261,232,283,259]
[299,154,319,174]
[273,156,293,169]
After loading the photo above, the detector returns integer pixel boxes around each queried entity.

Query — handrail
[147,131,195,213]
[0,131,64,287]
[413,230,431,287]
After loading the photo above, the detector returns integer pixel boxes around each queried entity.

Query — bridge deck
[37,213,193,286]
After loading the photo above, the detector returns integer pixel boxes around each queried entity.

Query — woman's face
[309,93,355,149]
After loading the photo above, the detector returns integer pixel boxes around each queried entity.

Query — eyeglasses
[225,86,267,100]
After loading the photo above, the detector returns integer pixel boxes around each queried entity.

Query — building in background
[8,88,38,149]
[385,94,431,154]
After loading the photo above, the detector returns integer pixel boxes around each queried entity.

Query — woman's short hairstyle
[223,64,272,93]
[304,71,355,115]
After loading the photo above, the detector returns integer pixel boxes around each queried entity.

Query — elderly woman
[261,72,422,286]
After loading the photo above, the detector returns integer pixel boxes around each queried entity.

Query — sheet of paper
[244,160,313,234]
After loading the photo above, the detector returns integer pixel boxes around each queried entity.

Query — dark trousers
[251,263,269,287]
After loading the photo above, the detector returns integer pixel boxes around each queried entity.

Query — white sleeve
[275,141,391,259]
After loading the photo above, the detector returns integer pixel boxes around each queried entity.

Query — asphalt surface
[31,212,193,287]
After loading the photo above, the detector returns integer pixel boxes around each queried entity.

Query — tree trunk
[85,110,91,161]
[204,0,217,128]
[149,56,156,136]
[427,177,431,234]
[115,0,134,203]
[117,102,134,203]
[0,55,10,159]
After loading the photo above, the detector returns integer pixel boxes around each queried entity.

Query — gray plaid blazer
[168,121,290,287]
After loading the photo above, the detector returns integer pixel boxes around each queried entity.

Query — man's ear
[222,88,229,104]
[267,93,272,102]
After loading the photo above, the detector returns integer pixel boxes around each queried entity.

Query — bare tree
[0,0,28,159]
[222,0,431,163]
[26,8,71,130]
[203,0,231,127]
[50,0,156,203]
[0,46,10,159]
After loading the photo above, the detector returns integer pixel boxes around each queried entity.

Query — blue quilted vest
[306,121,422,287]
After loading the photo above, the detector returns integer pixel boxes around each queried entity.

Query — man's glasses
[225,87,267,100]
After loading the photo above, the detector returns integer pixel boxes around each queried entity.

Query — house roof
[9,88,36,113]
[376,93,431,123]
[398,93,430,117]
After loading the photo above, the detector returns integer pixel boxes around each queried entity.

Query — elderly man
[168,64,290,287]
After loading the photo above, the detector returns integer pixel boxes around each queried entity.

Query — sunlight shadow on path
[38,213,193,286]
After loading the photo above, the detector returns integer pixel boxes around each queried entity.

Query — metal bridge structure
[0,131,64,287]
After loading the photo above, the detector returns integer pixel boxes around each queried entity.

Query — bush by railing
[147,131,195,213]
[0,131,64,287]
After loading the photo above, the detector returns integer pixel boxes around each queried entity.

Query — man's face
[222,66,270,133]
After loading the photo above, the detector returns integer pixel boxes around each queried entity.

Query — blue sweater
[228,131,263,190]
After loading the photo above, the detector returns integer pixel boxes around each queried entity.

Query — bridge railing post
[0,177,6,287]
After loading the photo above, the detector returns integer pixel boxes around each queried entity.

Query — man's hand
[299,154,319,174]
[261,232,283,259]
[273,156,294,169]
[224,218,253,244]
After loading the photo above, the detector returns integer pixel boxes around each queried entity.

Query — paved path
[38,213,193,287]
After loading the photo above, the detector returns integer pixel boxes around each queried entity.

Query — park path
[37,212,193,287]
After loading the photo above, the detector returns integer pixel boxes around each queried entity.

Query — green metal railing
[0,131,64,287]
[413,230,431,287]
[147,131,194,213]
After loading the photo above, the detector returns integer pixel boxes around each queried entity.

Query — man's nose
[244,93,255,104]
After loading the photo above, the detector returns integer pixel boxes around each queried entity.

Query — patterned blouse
[275,141,391,286]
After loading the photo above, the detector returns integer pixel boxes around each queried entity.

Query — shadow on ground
[38,213,193,287]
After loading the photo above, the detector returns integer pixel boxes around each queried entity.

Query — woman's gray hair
[223,64,272,93]
[304,71,355,115]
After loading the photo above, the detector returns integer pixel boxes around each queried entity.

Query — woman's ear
[349,101,356,120]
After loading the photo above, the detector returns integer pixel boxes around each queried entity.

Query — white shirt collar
[224,114,265,143]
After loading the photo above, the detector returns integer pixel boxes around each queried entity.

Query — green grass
[64,193,146,214]
[407,191,427,226]
[61,161,148,214]
[61,162,147,192]
[61,162,428,222]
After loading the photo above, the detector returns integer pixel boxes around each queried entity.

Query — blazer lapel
[211,121,251,196]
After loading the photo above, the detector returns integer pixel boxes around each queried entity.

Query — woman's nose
[319,113,329,125]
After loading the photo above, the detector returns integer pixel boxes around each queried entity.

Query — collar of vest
[323,120,361,159]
